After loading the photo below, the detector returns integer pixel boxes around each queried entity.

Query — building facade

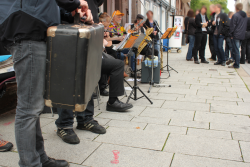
[99,0,190,32]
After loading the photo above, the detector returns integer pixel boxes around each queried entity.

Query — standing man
[0,0,93,167]
[213,4,229,66]
[208,4,217,61]
[240,14,250,64]
[144,10,161,62]
[225,12,234,63]
[229,3,248,69]
[192,6,209,64]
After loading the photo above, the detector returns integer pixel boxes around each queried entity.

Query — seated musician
[108,10,136,73]
[55,2,133,145]
[126,14,146,34]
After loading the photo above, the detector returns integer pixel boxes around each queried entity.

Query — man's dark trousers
[209,34,217,60]
[55,96,94,128]
[240,39,250,63]
[192,33,207,61]
[225,37,233,60]
[231,39,242,68]
[213,35,226,63]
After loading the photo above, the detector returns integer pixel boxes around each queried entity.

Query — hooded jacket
[0,0,80,47]
[230,10,248,40]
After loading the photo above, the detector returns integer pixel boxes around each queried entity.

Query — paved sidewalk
[1,45,250,167]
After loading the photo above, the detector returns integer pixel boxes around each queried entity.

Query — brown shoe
[124,72,129,78]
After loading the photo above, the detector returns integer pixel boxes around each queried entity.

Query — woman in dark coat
[184,9,196,61]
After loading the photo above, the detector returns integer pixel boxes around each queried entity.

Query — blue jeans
[55,96,94,128]
[225,37,233,60]
[186,35,195,60]
[118,48,135,71]
[213,35,226,63]
[232,39,242,68]
[8,41,48,167]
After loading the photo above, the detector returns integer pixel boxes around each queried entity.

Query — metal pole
[129,0,132,23]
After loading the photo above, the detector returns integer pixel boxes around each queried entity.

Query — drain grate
[209,69,218,71]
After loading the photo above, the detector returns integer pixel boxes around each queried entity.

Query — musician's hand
[71,10,76,17]
[79,0,88,12]
[154,31,157,35]
[80,9,94,24]
[103,39,108,47]
[118,36,125,41]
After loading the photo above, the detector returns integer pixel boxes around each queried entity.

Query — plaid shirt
[108,22,126,37]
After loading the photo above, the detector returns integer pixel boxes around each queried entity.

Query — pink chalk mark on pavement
[111,150,120,164]
[3,119,15,126]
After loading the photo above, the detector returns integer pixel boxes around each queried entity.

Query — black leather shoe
[77,120,106,134]
[42,157,69,167]
[57,128,80,144]
[221,62,226,66]
[214,62,221,65]
[194,61,200,64]
[106,100,133,112]
[201,60,209,64]
[100,90,109,96]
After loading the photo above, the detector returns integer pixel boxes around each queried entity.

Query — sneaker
[100,89,109,96]
[0,139,13,152]
[106,99,133,112]
[77,120,106,134]
[226,59,234,65]
[42,157,69,167]
[57,128,80,144]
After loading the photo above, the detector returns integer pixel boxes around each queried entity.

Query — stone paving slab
[144,124,187,135]
[106,120,147,130]
[0,152,20,167]
[197,90,238,98]
[164,134,242,161]
[94,127,168,151]
[194,111,250,126]
[139,107,195,121]
[131,116,170,125]
[83,143,173,167]
[210,122,250,133]
[171,154,250,167]
[162,101,210,112]
[210,104,250,115]
[232,132,250,142]
[239,141,250,163]
[43,134,101,164]
[169,119,209,129]
[187,128,232,140]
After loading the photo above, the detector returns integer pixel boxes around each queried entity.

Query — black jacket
[213,12,230,36]
[194,13,210,33]
[184,17,196,36]
[61,0,104,24]
[143,19,160,40]
[230,11,248,40]
[0,0,104,47]
[247,17,250,31]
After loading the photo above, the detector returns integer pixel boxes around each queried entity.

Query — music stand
[126,34,153,105]
[161,27,178,79]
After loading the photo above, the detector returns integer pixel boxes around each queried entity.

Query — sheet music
[113,33,131,51]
